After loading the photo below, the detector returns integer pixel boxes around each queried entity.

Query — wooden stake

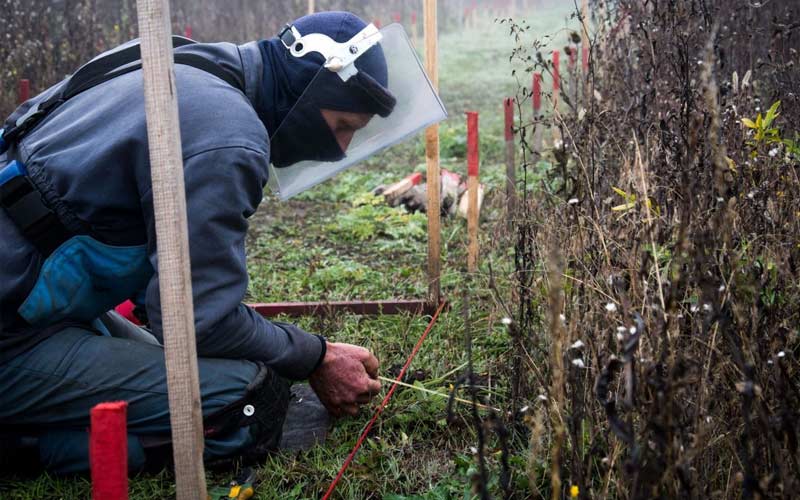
[581,0,590,104]
[17,79,30,104]
[424,0,441,304]
[135,0,206,498]
[308,0,315,15]
[552,50,560,109]
[532,72,544,158]
[503,97,516,224]
[466,111,479,273]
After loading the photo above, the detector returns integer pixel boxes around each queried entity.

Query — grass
[0,6,579,499]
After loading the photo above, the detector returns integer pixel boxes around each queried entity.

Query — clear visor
[268,23,447,199]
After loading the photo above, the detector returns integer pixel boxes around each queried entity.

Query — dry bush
[511,0,800,497]
[0,0,476,118]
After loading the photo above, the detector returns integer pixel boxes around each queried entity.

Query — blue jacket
[0,41,324,380]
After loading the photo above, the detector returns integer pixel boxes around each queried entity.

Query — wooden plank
[249,299,440,318]
[424,0,441,305]
[466,111,479,273]
[135,0,206,498]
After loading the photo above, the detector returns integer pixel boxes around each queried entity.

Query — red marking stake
[393,12,401,23]
[503,97,514,142]
[17,79,30,104]
[532,72,542,114]
[184,25,192,39]
[374,18,382,28]
[411,11,417,24]
[90,401,129,500]
[568,47,577,68]
[467,111,479,177]
[466,111,480,272]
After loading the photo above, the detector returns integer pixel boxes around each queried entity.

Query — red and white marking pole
[17,79,30,104]
[90,401,129,500]
[503,97,516,220]
[466,111,479,273]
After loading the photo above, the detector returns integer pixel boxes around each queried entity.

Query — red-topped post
[17,79,30,104]
[466,111,480,273]
[183,25,192,39]
[90,402,129,500]
[532,72,542,115]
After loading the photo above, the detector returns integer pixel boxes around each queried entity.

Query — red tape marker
[552,50,560,92]
[321,301,447,500]
[17,79,30,104]
[568,47,577,68]
[411,11,417,24]
[466,111,479,177]
[374,18,382,29]
[532,72,542,113]
[91,401,128,500]
[503,98,514,142]
[393,12,401,23]
[184,24,192,39]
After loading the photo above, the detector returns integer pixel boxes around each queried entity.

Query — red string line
[321,300,447,500]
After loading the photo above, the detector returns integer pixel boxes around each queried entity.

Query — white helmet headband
[278,23,382,81]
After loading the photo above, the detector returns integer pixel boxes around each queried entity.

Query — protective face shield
[268,22,447,199]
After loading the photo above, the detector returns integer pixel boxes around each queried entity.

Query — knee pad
[140,363,291,471]
[204,362,291,461]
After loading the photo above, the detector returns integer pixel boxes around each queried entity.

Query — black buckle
[0,175,71,256]
[278,24,296,49]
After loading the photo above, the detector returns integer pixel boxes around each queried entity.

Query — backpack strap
[0,37,245,257]
[2,36,242,148]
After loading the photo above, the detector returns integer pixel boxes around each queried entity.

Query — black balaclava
[256,11,396,168]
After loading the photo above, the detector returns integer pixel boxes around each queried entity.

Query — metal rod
[249,299,441,318]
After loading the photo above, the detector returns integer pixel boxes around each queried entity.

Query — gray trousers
[0,312,279,474]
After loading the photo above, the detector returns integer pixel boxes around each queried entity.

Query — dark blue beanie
[255,11,394,136]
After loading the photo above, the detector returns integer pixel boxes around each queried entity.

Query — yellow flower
[570,485,579,498]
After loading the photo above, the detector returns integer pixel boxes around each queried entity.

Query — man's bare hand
[309,342,381,417]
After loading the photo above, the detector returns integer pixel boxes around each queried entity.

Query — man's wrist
[311,335,327,373]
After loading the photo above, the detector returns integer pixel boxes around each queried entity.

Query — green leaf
[763,101,781,128]
[741,118,757,129]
